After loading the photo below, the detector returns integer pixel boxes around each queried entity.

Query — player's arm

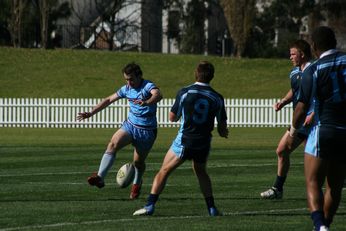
[217,120,228,138]
[289,101,308,136]
[274,89,293,111]
[169,111,179,122]
[76,93,120,121]
[138,88,162,106]
[287,67,314,146]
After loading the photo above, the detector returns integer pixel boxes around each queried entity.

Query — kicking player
[133,61,228,216]
[287,26,346,231]
[77,62,162,199]
[260,39,314,199]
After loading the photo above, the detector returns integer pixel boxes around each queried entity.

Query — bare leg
[323,160,346,226]
[192,161,212,198]
[151,149,184,195]
[304,154,326,212]
[276,131,304,177]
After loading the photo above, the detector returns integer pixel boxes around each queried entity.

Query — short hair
[290,39,312,60]
[311,26,337,51]
[195,61,214,83]
[122,62,143,78]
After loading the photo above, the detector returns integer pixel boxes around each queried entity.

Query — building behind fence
[0,98,292,128]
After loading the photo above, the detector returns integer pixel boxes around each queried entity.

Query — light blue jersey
[117,80,158,129]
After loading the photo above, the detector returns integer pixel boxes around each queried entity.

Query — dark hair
[195,61,214,83]
[290,39,312,60]
[122,62,143,78]
[311,26,337,51]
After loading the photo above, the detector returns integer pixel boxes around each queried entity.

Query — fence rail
[0,98,292,128]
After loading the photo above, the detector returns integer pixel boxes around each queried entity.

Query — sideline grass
[0,47,291,98]
[1,127,345,231]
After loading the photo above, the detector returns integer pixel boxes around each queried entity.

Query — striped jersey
[117,79,158,128]
[299,50,346,128]
[171,82,227,148]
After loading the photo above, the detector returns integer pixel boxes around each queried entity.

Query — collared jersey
[171,82,227,148]
[299,51,346,127]
[117,79,158,128]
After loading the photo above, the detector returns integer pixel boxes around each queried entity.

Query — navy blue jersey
[171,82,227,148]
[290,66,303,109]
[299,51,346,127]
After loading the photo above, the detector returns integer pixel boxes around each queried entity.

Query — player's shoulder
[289,66,300,78]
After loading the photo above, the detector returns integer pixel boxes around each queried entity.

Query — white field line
[0,162,304,178]
[0,207,311,231]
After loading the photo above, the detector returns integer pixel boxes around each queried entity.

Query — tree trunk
[39,0,49,48]
[220,0,255,58]
[10,0,25,47]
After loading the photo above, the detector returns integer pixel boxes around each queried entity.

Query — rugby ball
[116,163,135,188]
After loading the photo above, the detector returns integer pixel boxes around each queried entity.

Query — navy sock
[311,210,325,230]
[205,196,215,209]
[146,194,159,206]
[325,218,333,227]
[273,175,286,192]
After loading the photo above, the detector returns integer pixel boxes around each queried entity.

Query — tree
[0,0,12,45]
[220,0,255,57]
[180,0,208,54]
[36,0,70,48]
[9,0,28,47]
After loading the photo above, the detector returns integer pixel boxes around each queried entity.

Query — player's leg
[192,160,220,216]
[323,160,346,228]
[130,148,149,199]
[304,154,328,230]
[261,130,303,199]
[130,128,157,199]
[88,128,132,188]
[133,149,184,215]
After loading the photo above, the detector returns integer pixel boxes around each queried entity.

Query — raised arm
[76,93,120,121]
[136,88,163,106]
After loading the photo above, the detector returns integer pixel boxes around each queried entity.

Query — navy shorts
[305,125,346,162]
[171,142,211,163]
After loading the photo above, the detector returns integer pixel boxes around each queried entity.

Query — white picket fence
[0,98,293,128]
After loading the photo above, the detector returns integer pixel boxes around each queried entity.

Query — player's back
[177,83,225,143]
[315,51,346,127]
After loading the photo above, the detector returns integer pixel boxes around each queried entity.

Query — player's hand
[218,127,229,138]
[273,102,281,111]
[76,112,93,121]
[303,112,314,126]
[133,100,148,106]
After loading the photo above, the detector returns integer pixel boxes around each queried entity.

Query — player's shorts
[288,125,309,140]
[170,138,211,163]
[305,125,346,162]
[121,120,157,153]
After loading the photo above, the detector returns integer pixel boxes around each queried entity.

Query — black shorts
[180,146,211,163]
[318,126,346,163]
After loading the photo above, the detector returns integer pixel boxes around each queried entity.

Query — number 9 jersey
[170,82,227,149]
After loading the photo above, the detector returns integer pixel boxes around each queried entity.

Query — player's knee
[133,160,145,170]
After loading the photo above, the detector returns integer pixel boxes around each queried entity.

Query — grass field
[0,47,291,98]
[1,127,345,231]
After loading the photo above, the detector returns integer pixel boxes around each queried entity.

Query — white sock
[133,166,143,185]
[97,152,115,179]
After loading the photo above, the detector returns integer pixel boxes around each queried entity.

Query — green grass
[0,47,291,98]
[1,127,345,231]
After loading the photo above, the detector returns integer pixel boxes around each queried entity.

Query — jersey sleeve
[170,88,185,118]
[116,85,127,98]
[216,95,227,123]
